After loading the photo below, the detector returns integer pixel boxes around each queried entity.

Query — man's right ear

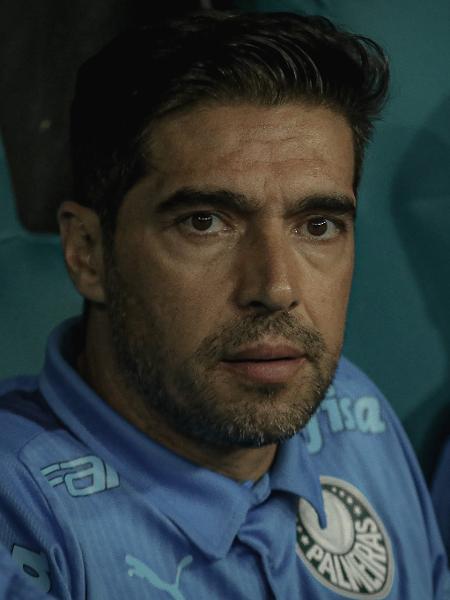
[58,201,107,304]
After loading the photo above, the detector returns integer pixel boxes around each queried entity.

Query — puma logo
[126,554,193,600]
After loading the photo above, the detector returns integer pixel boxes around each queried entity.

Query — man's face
[105,102,356,448]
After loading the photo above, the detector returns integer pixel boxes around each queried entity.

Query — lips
[223,343,305,362]
[221,343,306,384]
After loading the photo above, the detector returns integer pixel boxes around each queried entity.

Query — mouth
[220,344,306,384]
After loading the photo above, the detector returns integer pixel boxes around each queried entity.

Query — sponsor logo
[304,385,386,454]
[126,554,193,600]
[296,476,394,599]
[41,454,119,497]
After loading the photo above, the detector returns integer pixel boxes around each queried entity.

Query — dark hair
[70,10,389,237]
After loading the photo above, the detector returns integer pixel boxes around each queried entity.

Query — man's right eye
[177,212,230,235]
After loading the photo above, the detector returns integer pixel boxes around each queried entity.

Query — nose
[234,225,300,314]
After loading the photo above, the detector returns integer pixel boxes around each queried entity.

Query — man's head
[70,10,388,240]
[61,11,389,450]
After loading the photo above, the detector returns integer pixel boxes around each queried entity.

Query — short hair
[70,10,389,237]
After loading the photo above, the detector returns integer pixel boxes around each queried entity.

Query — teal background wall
[0,141,82,376]
[1,0,449,480]
[238,0,450,479]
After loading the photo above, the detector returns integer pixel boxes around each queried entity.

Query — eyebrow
[155,187,356,220]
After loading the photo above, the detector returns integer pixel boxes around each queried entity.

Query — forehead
[137,102,355,206]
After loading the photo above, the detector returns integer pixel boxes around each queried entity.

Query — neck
[78,308,278,482]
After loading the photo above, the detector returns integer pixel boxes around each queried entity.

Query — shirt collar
[39,318,325,558]
[269,432,326,528]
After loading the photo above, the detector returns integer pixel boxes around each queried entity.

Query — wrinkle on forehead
[138,102,354,203]
[149,103,350,161]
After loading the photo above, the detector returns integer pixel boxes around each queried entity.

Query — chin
[175,399,320,449]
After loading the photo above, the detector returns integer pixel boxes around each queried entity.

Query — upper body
[0,318,447,598]
[1,9,448,598]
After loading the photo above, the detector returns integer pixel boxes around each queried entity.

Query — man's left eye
[178,212,228,234]
[297,217,343,240]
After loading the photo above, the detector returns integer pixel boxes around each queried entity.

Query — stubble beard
[106,263,340,449]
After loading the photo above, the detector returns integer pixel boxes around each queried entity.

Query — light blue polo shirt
[0,319,447,598]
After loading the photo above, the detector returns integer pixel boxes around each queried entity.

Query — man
[0,10,447,599]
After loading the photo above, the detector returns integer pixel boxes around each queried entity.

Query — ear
[58,201,107,304]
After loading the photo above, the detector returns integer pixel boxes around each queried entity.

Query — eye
[177,212,229,235]
[296,216,344,240]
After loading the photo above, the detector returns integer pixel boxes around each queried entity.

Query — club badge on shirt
[296,476,394,599]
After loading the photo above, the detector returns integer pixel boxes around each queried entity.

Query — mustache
[195,312,326,364]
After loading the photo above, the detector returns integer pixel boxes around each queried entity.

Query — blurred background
[1,0,449,483]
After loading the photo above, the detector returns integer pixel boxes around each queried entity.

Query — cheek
[119,243,229,350]
[303,257,354,340]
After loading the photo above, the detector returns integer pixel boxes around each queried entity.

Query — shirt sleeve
[445,570,450,600]
[432,437,450,562]
[0,541,60,600]
[383,398,449,598]
[0,454,84,599]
